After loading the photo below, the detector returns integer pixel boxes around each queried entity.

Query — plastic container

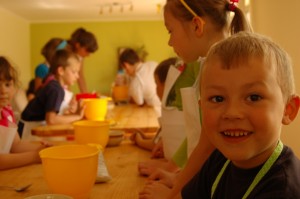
[112,85,129,102]
[115,69,127,86]
[107,130,124,147]
[82,98,110,121]
[75,93,97,101]
[73,120,110,148]
[25,194,73,199]
[39,144,101,199]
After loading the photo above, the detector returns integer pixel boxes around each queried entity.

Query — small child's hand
[77,104,86,120]
[68,98,78,114]
[34,141,53,163]
[40,140,53,148]
[151,139,164,158]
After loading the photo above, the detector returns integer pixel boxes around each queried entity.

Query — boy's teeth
[224,131,248,137]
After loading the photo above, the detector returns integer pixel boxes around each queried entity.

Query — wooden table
[0,140,151,199]
[31,104,159,137]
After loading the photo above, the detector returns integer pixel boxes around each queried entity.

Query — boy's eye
[247,94,262,102]
[5,81,12,87]
[210,96,224,103]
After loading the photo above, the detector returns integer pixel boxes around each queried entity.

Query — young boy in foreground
[182,32,300,198]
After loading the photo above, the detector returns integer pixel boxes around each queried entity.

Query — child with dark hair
[0,56,51,170]
[130,57,177,154]
[68,27,98,93]
[119,48,161,117]
[27,38,64,101]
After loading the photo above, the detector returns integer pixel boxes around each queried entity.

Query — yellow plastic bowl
[25,194,73,199]
[83,98,108,121]
[39,144,101,199]
[73,120,110,148]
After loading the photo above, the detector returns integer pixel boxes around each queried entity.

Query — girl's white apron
[160,61,202,160]
[20,120,46,141]
[0,124,17,154]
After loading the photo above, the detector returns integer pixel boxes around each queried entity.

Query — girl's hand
[68,97,78,114]
[77,104,86,120]
[151,139,164,158]
[34,141,53,163]
[40,140,53,148]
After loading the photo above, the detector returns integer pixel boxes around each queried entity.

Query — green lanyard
[211,140,283,199]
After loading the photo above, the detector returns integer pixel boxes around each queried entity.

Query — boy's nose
[0,84,7,93]
[222,102,243,120]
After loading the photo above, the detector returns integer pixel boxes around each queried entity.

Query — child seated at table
[19,49,85,140]
[140,31,300,199]
[130,57,177,156]
[0,56,52,170]
[119,48,161,117]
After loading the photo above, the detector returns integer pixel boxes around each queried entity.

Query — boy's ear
[282,95,300,125]
[123,62,129,70]
[57,66,64,76]
[192,16,205,36]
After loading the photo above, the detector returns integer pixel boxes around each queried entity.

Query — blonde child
[182,31,300,198]
[19,49,85,140]
[0,56,51,170]
[139,0,252,198]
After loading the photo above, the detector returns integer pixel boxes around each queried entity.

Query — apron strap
[211,140,284,199]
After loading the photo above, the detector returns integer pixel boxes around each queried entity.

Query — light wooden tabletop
[0,140,151,199]
[31,104,159,137]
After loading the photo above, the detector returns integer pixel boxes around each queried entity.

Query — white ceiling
[0,0,165,23]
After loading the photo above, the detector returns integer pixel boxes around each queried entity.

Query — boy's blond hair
[202,31,295,102]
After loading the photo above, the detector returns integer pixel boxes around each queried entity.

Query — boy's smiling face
[200,57,288,168]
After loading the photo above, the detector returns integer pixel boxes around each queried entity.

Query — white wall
[0,7,30,88]
[251,0,300,157]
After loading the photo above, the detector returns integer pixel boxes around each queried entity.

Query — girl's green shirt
[166,61,200,110]
[166,60,201,168]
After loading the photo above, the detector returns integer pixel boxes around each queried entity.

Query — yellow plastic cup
[83,98,110,121]
[39,144,101,199]
[73,120,110,148]
[112,85,129,102]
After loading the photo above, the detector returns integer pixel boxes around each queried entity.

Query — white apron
[180,72,201,157]
[160,60,202,160]
[20,120,46,141]
[59,89,74,115]
[0,125,17,154]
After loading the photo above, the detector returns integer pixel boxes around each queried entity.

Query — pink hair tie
[227,3,236,11]
[227,0,239,12]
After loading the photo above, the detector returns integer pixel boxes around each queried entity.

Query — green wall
[31,21,175,95]
[0,7,30,87]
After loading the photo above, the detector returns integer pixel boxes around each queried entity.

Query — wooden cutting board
[31,124,74,136]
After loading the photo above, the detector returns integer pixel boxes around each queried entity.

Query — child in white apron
[139,0,253,198]
[0,56,51,170]
[19,49,85,141]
